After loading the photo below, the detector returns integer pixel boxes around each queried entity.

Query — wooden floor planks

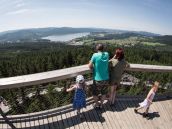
[0,97,172,129]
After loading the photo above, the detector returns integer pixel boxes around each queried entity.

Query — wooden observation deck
[0,64,172,129]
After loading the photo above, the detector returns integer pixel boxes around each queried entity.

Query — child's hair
[76,75,85,84]
[152,81,160,88]
[115,48,124,61]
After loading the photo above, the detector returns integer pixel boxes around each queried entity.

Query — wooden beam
[127,64,172,72]
[0,64,172,90]
[0,65,90,90]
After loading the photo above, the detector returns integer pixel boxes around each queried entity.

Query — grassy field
[81,36,172,52]
[142,42,165,46]
[84,37,165,46]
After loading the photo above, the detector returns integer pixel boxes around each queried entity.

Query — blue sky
[0,0,172,35]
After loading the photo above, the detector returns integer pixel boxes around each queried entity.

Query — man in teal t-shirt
[88,44,109,109]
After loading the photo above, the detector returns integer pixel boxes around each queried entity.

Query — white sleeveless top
[149,91,155,101]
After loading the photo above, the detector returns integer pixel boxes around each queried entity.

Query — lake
[42,32,89,42]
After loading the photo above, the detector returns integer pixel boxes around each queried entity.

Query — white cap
[76,75,85,84]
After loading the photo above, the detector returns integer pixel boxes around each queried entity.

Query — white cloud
[0,0,29,15]
[16,2,25,7]
[13,0,25,4]
[6,9,29,15]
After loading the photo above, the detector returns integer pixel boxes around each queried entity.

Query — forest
[0,42,172,115]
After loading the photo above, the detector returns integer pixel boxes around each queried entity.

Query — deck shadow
[24,106,106,129]
[135,111,160,120]
[1,96,171,129]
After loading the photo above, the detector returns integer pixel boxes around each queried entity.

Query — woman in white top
[134,81,160,117]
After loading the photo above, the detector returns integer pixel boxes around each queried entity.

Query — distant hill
[153,35,172,45]
[0,27,163,43]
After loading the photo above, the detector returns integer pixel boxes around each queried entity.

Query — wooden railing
[0,64,172,129]
[0,64,172,90]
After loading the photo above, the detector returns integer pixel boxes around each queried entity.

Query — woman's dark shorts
[92,80,109,96]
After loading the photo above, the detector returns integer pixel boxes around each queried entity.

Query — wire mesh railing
[0,64,171,116]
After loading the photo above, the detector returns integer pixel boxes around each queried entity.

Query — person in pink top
[134,81,160,117]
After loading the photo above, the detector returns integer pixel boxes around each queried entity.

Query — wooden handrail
[0,64,172,90]
[126,64,172,72]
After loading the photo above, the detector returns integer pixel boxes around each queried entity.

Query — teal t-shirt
[91,52,109,81]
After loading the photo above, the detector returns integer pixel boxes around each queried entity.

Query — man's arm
[88,61,93,69]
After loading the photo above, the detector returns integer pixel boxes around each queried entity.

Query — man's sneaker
[93,103,100,109]
[99,104,103,109]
